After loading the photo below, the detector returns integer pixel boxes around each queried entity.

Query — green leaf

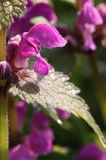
[9,69,106,148]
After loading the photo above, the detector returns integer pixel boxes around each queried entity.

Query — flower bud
[0,0,27,27]
[0,60,12,80]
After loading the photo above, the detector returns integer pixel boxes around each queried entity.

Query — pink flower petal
[26,24,67,48]
[34,57,51,75]
[18,33,41,59]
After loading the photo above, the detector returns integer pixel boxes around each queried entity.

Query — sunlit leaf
[9,69,106,147]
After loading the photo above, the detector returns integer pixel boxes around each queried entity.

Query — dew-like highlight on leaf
[9,69,106,148]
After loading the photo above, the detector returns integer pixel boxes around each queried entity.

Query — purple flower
[26,24,67,48]
[15,100,27,132]
[32,111,50,130]
[7,23,67,75]
[77,0,103,51]
[76,144,104,160]
[25,129,54,155]
[7,35,28,70]
[77,1,103,27]
[9,2,57,38]
[9,144,36,160]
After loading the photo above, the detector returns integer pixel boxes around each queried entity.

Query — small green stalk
[0,89,8,160]
[0,1,27,159]
[0,27,8,160]
[87,53,106,125]
[0,28,6,61]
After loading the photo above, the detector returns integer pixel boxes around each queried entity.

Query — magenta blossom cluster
[77,0,103,51]
[9,110,54,160]
[15,101,70,133]
[5,1,67,77]
[7,23,67,75]
[76,143,106,160]
[9,101,70,160]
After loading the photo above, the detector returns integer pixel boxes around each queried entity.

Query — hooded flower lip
[77,1,103,27]
[7,23,67,75]
[24,2,57,23]
[26,24,67,48]
[77,0,103,51]
[8,2,57,37]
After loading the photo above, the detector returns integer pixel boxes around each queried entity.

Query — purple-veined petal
[27,24,67,48]
[34,56,52,75]
[18,33,41,59]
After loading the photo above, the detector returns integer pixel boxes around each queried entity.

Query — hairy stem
[0,27,8,160]
[0,89,8,160]
[87,53,106,124]
[0,27,6,61]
